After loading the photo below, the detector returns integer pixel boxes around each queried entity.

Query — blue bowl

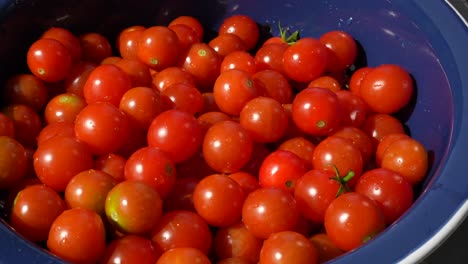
[1,0,467,263]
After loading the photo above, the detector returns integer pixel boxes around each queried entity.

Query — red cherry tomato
[137,26,181,71]
[252,69,293,104]
[3,74,48,111]
[100,235,161,264]
[27,38,72,82]
[0,136,28,189]
[182,43,222,91]
[218,15,259,51]
[319,30,357,73]
[156,247,211,264]
[259,231,319,264]
[119,86,163,130]
[209,33,246,57]
[41,27,82,64]
[117,25,146,60]
[44,93,87,124]
[79,32,112,64]
[168,15,204,41]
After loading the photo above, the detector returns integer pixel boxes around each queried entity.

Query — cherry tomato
[3,74,48,111]
[252,69,293,104]
[27,38,72,82]
[169,24,200,52]
[152,66,196,93]
[124,146,176,197]
[331,126,375,165]
[168,15,204,41]
[213,69,261,116]
[258,150,308,193]
[64,169,117,216]
[259,231,318,264]
[182,42,222,91]
[319,30,357,73]
[137,26,181,71]
[151,210,212,254]
[292,87,342,136]
[0,136,28,189]
[161,83,204,115]
[254,42,288,76]
[10,184,66,242]
[100,235,160,264]
[277,137,316,167]
[309,233,344,263]
[94,153,127,182]
[115,58,153,87]
[36,121,75,146]
[242,187,299,239]
[203,120,253,173]
[79,32,112,64]
[74,102,131,155]
[193,174,245,227]
[83,64,132,106]
[307,76,341,93]
[221,51,257,75]
[197,111,232,135]
[375,133,410,166]
[228,171,260,196]
[117,25,146,60]
[64,61,97,97]
[156,247,211,264]
[380,137,428,185]
[335,89,369,127]
[240,97,288,143]
[214,221,263,263]
[348,66,372,97]
[218,15,259,51]
[209,33,246,57]
[361,113,405,147]
[105,180,163,235]
[360,64,414,114]
[44,93,87,124]
[47,208,106,264]
[324,192,385,252]
[41,27,82,64]
[119,86,163,130]
[282,38,329,83]
[2,103,43,148]
[33,135,94,191]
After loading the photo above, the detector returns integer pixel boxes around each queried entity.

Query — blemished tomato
[10,184,66,242]
[0,136,28,189]
[355,168,414,224]
[239,97,289,143]
[44,93,87,124]
[119,86,163,130]
[41,27,82,64]
[259,231,318,264]
[137,26,181,71]
[3,74,48,111]
[319,30,357,73]
[100,235,161,264]
[124,146,176,198]
[161,82,204,115]
[156,247,211,264]
[209,33,247,58]
[105,180,163,235]
[94,153,127,182]
[74,102,131,155]
[221,51,257,75]
[294,169,341,224]
[292,87,342,136]
[64,169,117,216]
[151,210,213,254]
[360,64,414,114]
[182,42,222,91]
[147,109,203,163]
[152,66,196,93]
[33,135,94,191]
[252,69,293,104]
[83,64,132,106]
[380,137,428,185]
[47,208,106,264]
[309,233,344,263]
[0,113,14,138]
[213,69,261,116]
[203,120,254,173]
[27,38,72,82]
[64,61,97,97]
[218,15,260,51]
[258,150,308,193]
[2,103,43,148]
[193,174,245,227]
[117,25,146,60]
[214,221,263,263]
[79,32,112,64]
[282,37,329,83]
[324,192,385,252]
[242,187,299,239]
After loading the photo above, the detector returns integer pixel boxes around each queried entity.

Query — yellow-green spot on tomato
[246,78,253,88]
[59,95,75,104]
[316,120,326,128]
[149,57,159,65]
[198,49,207,56]
[37,68,46,75]
[106,191,125,230]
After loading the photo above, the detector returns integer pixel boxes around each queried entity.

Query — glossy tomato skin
[94,153,127,182]
[228,171,260,195]
[119,86,163,130]
[308,75,341,93]
[259,231,318,264]
[331,126,375,165]
[348,66,373,97]
[137,26,181,71]
[324,192,385,252]
[221,51,257,75]
[36,121,76,146]
[152,66,196,93]
[282,38,329,83]
[361,113,405,147]
[147,109,203,163]
[115,58,153,88]
[117,25,146,60]
[151,210,212,255]
[252,69,293,104]
[83,64,132,107]
[44,93,87,124]
[258,150,309,193]
[33,135,94,191]
[292,87,342,136]
[41,27,82,64]
[209,33,247,58]
[193,174,245,227]
[355,168,414,224]
[294,169,341,223]
[161,83,204,115]
[169,15,204,41]
[214,221,263,263]
[64,61,97,97]
[335,89,369,128]
[319,30,357,73]
[105,180,163,235]
[202,120,253,173]
[218,15,259,51]
[254,43,289,76]
[277,137,316,167]
[168,24,200,52]
[100,235,160,264]
[10,184,66,242]
[124,146,176,198]
[156,247,211,264]
[360,64,414,114]
[375,133,410,166]
[47,208,106,264]
[239,97,289,143]
[0,136,28,189]
[213,69,261,116]
[27,38,72,82]
[242,187,299,239]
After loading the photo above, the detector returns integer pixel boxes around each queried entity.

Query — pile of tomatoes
[0,13,428,264]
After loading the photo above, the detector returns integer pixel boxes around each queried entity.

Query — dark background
[422,1,468,263]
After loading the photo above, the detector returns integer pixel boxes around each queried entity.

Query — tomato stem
[329,164,354,197]
[278,21,300,45]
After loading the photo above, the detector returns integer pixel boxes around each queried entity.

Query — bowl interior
[0,0,466,263]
